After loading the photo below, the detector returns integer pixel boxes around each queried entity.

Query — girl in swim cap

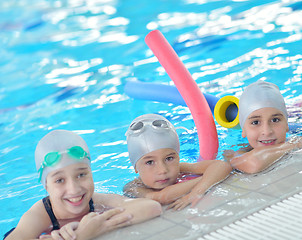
[224,80,302,173]
[5,130,162,240]
[124,114,232,210]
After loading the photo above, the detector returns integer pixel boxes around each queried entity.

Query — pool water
[1,0,302,236]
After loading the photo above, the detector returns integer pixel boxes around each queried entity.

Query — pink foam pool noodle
[145,30,218,160]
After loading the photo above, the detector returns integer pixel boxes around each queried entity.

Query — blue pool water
[1,0,302,236]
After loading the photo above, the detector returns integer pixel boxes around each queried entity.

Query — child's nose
[157,162,168,174]
[262,122,273,135]
[66,179,81,193]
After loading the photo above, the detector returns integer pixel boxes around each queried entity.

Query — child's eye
[251,120,259,125]
[55,178,64,184]
[78,173,87,178]
[272,117,280,123]
[166,156,174,161]
[145,160,154,165]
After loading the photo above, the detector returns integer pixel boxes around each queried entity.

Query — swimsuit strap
[3,228,15,239]
[42,196,60,230]
[89,198,94,212]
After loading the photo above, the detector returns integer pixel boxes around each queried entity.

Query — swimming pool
[1,0,302,237]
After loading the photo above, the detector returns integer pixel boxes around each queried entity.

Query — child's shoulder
[28,199,47,215]
[25,199,53,226]
[123,178,147,198]
[123,177,145,190]
[11,199,52,238]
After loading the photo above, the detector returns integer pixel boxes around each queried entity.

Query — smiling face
[45,162,94,220]
[135,148,180,190]
[242,107,289,149]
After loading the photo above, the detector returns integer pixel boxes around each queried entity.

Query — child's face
[242,107,289,149]
[135,148,180,190]
[46,162,94,219]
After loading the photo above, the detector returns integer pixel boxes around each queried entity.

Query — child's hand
[76,208,133,240]
[50,222,79,240]
[167,192,204,211]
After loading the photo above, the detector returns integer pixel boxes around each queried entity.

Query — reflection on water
[0,0,302,236]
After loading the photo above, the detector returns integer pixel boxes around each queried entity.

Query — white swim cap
[126,114,180,167]
[239,80,288,128]
[35,130,91,188]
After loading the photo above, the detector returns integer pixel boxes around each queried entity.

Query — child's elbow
[146,192,172,205]
[241,164,260,174]
[233,159,262,174]
[151,201,163,217]
[217,160,233,173]
[143,198,163,217]
[223,160,232,169]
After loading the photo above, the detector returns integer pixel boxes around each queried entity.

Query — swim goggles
[38,146,90,182]
[126,119,173,136]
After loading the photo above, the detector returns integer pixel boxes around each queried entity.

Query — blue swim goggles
[38,146,90,182]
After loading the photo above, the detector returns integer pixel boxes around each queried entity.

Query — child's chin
[151,184,167,190]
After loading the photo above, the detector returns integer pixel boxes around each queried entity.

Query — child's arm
[222,145,251,163]
[230,137,302,174]
[123,176,204,205]
[50,196,162,240]
[5,201,52,240]
[124,160,232,210]
[168,160,232,210]
[94,193,162,225]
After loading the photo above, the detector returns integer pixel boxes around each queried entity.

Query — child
[123,114,232,211]
[5,130,162,240]
[224,80,302,173]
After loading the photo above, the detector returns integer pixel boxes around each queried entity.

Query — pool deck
[97,151,302,240]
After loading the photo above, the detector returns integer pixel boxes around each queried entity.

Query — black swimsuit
[3,196,94,239]
[42,196,95,230]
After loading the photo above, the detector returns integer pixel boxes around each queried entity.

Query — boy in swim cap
[124,114,232,210]
[5,130,162,240]
[224,80,302,173]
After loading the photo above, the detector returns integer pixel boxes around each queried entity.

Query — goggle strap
[38,166,43,182]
